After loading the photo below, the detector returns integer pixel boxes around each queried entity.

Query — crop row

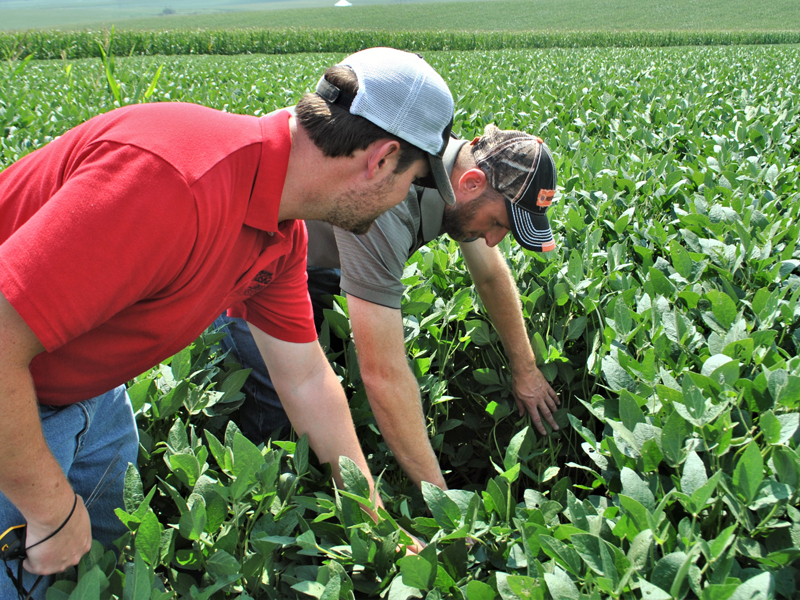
[2,47,800,599]
[2,28,800,61]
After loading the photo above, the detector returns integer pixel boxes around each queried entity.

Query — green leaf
[294,434,309,476]
[681,451,708,497]
[339,456,371,501]
[320,575,342,600]
[733,442,764,504]
[602,356,635,392]
[422,482,461,530]
[539,535,583,576]
[628,529,654,570]
[68,565,106,600]
[123,464,144,514]
[649,266,675,297]
[707,290,737,330]
[570,533,619,586]
[619,390,645,431]
[167,418,189,453]
[135,511,161,566]
[662,410,689,467]
[507,575,542,599]
[232,431,265,478]
[691,471,722,513]
[701,583,739,600]
[641,438,664,472]
[291,581,327,598]
[651,552,690,599]
[709,525,737,561]
[639,579,671,600]
[670,241,693,280]
[621,467,655,511]
[387,577,423,600]
[465,580,497,600]
[399,544,437,590]
[504,427,530,471]
[122,553,151,600]
[544,570,580,600]
[776,413,800,444]
[178,501,207,541]
[729,572,774,600]
[206,550,241,580]
[170,346,192,382]
[760,410,782,444]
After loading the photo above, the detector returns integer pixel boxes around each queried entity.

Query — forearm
[0,366,74,528]
[282,361,374,492]
[251,327,380,504]
[473,266,537,371]
[364,364,446,490]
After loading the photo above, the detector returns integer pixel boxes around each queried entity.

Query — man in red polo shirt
[0,47,454,596]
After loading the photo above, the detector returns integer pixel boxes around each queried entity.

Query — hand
[23,494,92,575]
[512,365,560,435]
[399,528,426,555]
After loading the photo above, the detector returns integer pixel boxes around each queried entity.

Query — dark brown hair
[296,65,425,174]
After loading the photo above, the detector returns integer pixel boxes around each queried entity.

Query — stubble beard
[441,194,490,241]
[322,173,402,235]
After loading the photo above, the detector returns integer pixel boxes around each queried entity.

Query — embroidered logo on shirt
[243,270,274,296]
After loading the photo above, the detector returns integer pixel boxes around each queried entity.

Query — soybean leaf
[543,569,580,600]
[122,553,150,600]
[465,580,496,600]
[681,451,709,497]
[339,456,371,501]
[135,511,161,566]
[422,482,461,530]
[399,544,437,591]
[733,442,764,504]
[621,467,655,511]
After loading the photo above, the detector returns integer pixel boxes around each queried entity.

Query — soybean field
[2,45,800,599]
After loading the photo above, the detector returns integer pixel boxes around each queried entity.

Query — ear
[456,167,488,200]
[365,140,401,180]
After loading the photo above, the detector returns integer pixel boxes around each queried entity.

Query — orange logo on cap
[537,189,555,207]
[541,240,556,252]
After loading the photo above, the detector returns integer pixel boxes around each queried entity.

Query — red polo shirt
[0,102,315,405]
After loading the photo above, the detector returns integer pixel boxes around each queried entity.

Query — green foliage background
[2,44,800,599]
[3,0,800,33]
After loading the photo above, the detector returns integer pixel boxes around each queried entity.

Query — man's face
[325,158,429,235]
[441,192,511,248]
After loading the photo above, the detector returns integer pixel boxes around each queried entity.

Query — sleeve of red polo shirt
[0,142,197,352]
[236,221,317,344]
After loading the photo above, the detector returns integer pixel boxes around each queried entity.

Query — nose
[484,228,510,248]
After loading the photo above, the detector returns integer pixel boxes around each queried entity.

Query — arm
[348,295,447,490]
[0,292,91,575]
[459,239,560,434]
[248,323,381,504]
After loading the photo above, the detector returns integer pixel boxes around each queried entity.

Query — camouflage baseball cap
[471,124,557,252]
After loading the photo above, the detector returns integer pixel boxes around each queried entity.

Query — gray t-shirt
[305,139,468,309]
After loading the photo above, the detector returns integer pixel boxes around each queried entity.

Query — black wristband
[26,493,78,551]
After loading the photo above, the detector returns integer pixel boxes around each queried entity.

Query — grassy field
[2,0,800,32]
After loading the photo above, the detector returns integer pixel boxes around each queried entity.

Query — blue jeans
[216,266,341,443]
[0,385,139,599]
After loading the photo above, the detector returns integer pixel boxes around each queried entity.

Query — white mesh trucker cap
[315,47,456,205]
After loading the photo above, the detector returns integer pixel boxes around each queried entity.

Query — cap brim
[506,201,555,252]
[428,154,456,206]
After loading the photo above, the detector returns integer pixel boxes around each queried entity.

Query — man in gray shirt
[217,125,560,491]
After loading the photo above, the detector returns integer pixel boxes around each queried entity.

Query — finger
[543,408,559,431]
[531,414,547,436]
[549,387,561,405]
